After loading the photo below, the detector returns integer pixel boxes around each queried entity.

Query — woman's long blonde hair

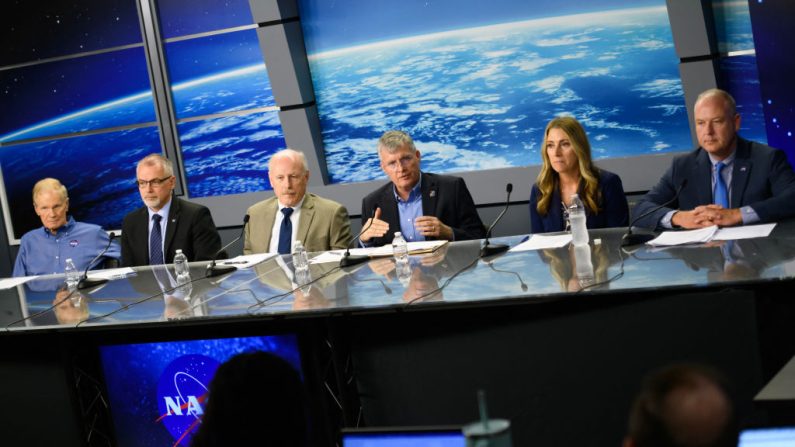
[535,116,601,215]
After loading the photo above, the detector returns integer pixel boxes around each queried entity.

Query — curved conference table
[2,222,795,446]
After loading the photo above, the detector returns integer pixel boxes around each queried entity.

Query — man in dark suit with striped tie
[120,154,224,266]
[633,88,795,230]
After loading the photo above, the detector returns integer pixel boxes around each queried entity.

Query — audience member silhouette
[191,351,307,447]
[624,364,737,447]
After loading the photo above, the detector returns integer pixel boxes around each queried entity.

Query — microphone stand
[622,179,688,247]
[206,215,250,278]
[78,232,116,290]
[340,209,376,268]
[480,183,513,258]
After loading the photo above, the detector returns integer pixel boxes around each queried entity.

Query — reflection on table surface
[4,219,795,331]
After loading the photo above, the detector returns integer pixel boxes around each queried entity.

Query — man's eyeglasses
[384,155,416,171]
[136,177,172,188]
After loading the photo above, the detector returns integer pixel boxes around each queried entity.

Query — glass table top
[3,220,795,331]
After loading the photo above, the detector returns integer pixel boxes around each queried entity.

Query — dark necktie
[150,214,165,265]
[714,161,729,208]
[278,208,294,255]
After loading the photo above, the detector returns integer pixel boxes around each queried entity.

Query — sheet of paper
[0,276,35,290]
[86,267,136,280]
[309,240,448,264]
[217,253,276,268]
[646,225,719,246]
[310,247,385,264]
[713,223,776,241]
[309,250,347,264]
[367,240,448,257]
[509,234,572,252]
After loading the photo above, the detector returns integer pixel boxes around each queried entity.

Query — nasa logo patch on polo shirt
[70,240,79,247]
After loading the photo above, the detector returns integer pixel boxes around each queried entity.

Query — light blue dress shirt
[13,217,120,277]
[661,151,759,228]
[394,176,425,242]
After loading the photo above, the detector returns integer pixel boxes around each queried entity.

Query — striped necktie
[150,214,165,265]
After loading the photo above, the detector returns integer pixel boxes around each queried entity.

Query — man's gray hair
[695,88,737,117]
[137,153,174,177]
[268,148,309,172]
[377,130,416,156]
[32,178,68,205]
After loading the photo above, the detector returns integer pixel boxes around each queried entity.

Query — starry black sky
[749,0,795,166]
[0,0,257,138]
[0,0,142,67]
[0,48,152,136]
[157,0,253,39]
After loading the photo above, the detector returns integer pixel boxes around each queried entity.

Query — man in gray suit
[244,149,353,254]
[633,88,795,229]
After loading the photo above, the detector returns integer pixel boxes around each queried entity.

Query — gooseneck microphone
[622,179,688,247]
[206,214,250,278]
[340,208,376,268]
[485,260,528,292]
[78,232,116,290]
[480,183,513,258]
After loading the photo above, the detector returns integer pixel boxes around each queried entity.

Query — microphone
[480,183,513,258]
[78,232,116,290]
[340,208,377,268]
[622,179,688,247]
[484,259,528,291]
[206,214,250,278]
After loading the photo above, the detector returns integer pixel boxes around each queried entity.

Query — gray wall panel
[679,59,720,144]
[280,106,328,184]
[665,0,716,59]
[257,22,315,106]
[249,0,298,22]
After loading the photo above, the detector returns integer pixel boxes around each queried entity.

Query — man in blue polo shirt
[12,178,119,277]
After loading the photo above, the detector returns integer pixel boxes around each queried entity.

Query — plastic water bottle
[396,260,412,287]
[392,232,409,263]
[64,258,80,290]
[292,241,311,286]
[573,244,595,287]
[569,194,589,246]
[173,249,190,283]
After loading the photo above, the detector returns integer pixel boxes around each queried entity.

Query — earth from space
[0,65,284,235]
[309,6,693,183]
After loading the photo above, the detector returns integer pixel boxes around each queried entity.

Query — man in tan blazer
[244,149,353,254]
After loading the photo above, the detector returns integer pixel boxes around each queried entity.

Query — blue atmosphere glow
[300,3,692,183]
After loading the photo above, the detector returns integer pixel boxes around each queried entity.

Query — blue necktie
[150,214,165,265]
[714,162,729,208]
[278,208,294,254]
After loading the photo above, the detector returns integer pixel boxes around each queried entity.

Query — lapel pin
[430,190,436,198]
[740,167,747,172]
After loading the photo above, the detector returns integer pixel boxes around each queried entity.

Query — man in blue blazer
[360,130,486,246]
[634,89,795,230]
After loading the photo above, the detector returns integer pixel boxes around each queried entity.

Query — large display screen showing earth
[0,27,285,239]
[300,2,692,184]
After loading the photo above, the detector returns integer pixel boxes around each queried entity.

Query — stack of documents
[216,253,275,268]
[647,223,776,247]
[310,240,448,264]
[509,234,572,252]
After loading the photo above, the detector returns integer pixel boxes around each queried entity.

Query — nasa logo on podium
[155,354,221,445]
